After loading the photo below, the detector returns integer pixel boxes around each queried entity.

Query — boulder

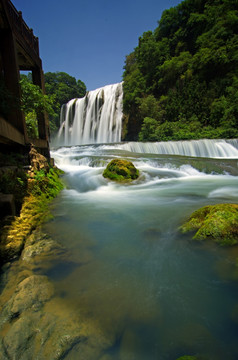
[180,203,238,246]
[103,159,139,182]
[3,275,54,319]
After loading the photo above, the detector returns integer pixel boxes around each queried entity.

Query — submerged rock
[103,159,139,182]
[21,230,72,276]
[1,274,54,323]
[0,227,115,360]
[0,274,86,360]
[180,203,238,246]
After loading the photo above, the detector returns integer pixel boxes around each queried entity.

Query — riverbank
[0,146,63,265]
[0,147,117,359]
[0,148,83,359]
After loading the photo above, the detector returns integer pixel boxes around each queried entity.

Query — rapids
[44,140,238,360]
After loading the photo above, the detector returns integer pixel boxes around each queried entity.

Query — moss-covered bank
[0,147,64,265]
[0,149,119,359]
[180,203,238,246]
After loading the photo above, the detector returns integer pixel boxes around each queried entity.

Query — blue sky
[13,0,181,91]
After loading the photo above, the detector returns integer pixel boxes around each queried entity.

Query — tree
[139,117,159,141]
[20,76,56,138]
[44,72,86,131]
[44,72,86,107]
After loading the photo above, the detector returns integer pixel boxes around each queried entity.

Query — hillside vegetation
[123,0,238,141]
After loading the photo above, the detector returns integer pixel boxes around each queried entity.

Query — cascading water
[56,82,123,146]
[113,138,238,158]
[54,79,238,160]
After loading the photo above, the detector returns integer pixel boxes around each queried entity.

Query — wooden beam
[0,116,25,145]
[1,29,27,139]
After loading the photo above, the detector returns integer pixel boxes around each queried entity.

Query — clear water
[44,143,238,360]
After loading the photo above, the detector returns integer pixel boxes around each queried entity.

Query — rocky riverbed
[0,148,115,359]
[0,229,114,360]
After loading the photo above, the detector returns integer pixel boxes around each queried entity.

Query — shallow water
[44,143,238,359]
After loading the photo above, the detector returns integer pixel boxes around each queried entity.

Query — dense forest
[122,0,238,141]
[20,72,86,138]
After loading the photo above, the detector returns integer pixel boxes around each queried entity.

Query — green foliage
[20,76,56,138]
[180,204,238,246]
[30,167,64,199]
[103,159,139,182]
[139,117,159,141]
[25,111,38,138]
[123,0,238,141]
[20,76,55,116]
[138,95,161,121]
[44,72,86,105]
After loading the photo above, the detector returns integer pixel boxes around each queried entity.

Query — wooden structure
[0,0,50,157]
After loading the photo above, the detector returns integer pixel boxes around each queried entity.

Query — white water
[112,139,238,158]
[55,82,123,146]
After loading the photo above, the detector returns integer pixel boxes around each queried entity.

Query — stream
[42,140,238,360]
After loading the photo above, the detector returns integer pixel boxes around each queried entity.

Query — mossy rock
[180,203,238,246]
[103,159,139,182]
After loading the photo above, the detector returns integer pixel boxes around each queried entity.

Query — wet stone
[1,275,54,320]
[0,228,115,359]
[20,230,77,279]
[2,313,42,360]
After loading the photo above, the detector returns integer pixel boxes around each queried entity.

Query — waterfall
[56,82,123,146]
[54,82,238,159]
[115,139,238,158]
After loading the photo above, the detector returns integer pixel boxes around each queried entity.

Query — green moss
[0,166,64,264]
[28,167,64,199]
[103,159,139,182]
[180,204,238,246]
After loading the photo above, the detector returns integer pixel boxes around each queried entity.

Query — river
[42,139,238,360]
